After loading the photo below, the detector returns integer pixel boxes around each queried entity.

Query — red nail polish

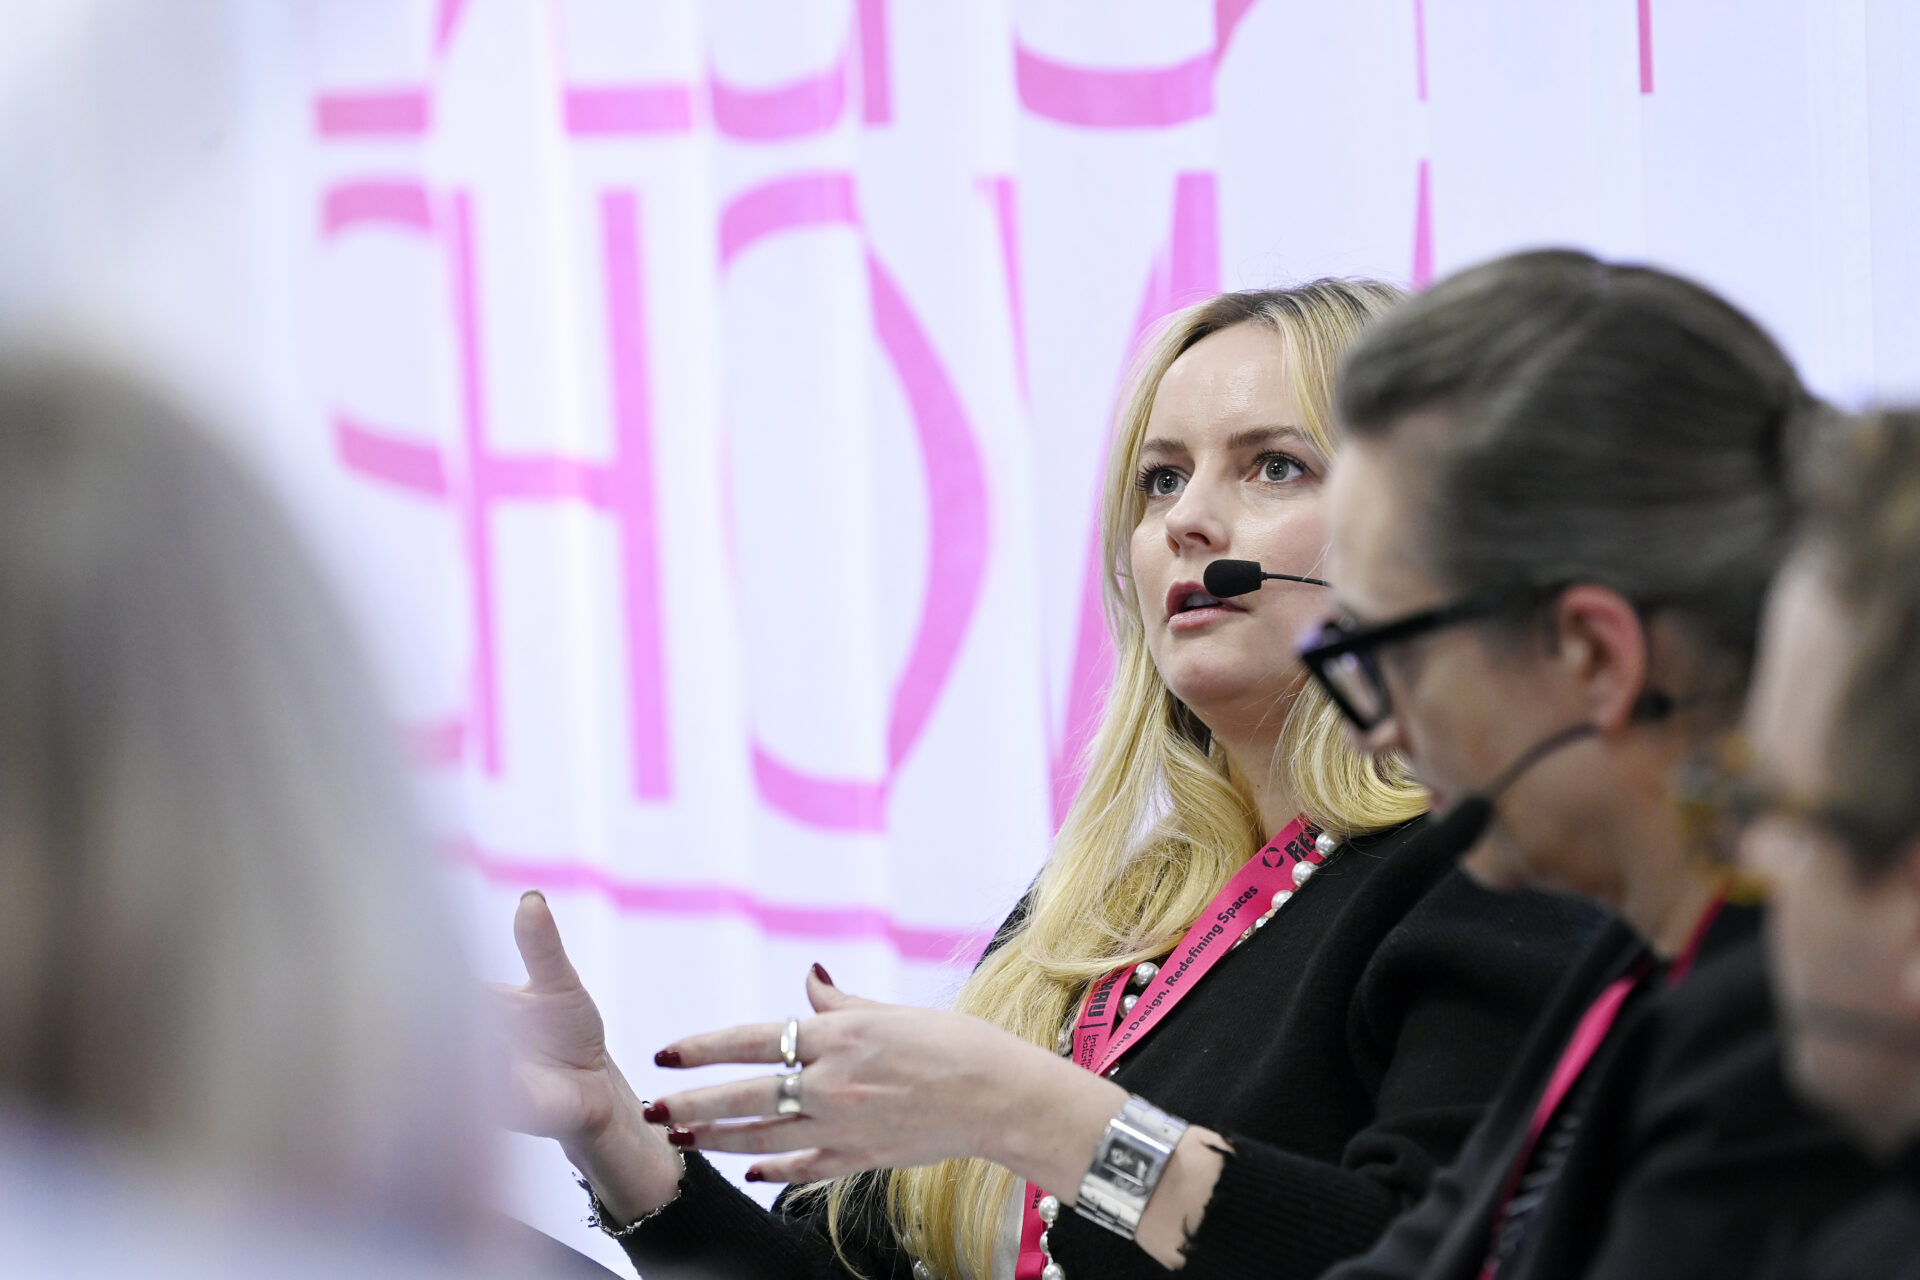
[811,962,834,986]
[745,1168,765,1183]
[642,1101,670,1125]
[654,1049,683,1068]
[667,1127,697,1148]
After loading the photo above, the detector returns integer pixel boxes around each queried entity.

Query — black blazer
[619,820,1605,1280]
[1326,905,1885,1280]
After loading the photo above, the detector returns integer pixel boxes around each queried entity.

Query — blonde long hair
[805,283,1427,1278]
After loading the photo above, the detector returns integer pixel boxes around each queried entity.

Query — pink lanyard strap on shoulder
[1016,817,1322,1280]
[1476,891,1729,1280]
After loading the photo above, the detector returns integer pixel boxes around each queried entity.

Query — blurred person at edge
[0,357,602,1278]
[1737,409,1920,1280]
[497,284,1605,1280]
[1312,249,1882,1280]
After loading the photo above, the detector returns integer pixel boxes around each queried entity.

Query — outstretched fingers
[653,967,885,1067]
[656,1019,810,1070]
[745,1149,855,1185]
[513,890,582,993]
[805,966,880,1014]
[652,1072,797,1126]
[674,1116,813,1155]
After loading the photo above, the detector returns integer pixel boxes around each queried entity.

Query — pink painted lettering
[719,171,988,832]
[314,89,432,138]
[564,85,697,136]
[856,0,893,124]
[320,182,673,797]
[453,836,989,964]
[1015,45,1215,129]
[710,57,848,141]
[1412,158,1434,288]
[1638,0,1655,94]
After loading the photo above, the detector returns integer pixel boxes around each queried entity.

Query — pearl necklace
[1047,829,1340,1060]
[1233,828,1341,948]
[1009,829,1342,1280]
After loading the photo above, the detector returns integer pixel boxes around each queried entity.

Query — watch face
[1105,1146,1150,1179]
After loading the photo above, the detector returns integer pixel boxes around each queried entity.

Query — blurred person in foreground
[0,355,604,1278]
[1738,408,1920,1279]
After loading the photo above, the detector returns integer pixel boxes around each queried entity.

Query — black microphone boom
[1426,722,1601,857]
[1421,795,1496,860]
[1203,558,1331,598]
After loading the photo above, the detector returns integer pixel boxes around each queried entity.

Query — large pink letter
[721,172,989,832]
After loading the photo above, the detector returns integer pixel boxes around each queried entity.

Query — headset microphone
[1202,559,1331,598]
[1422,794,1498,861]
[1424,722,1602,856]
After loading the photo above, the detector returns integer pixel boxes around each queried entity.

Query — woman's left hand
[648,967,1126,1188]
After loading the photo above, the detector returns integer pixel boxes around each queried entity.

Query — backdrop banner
[3,0,1918,1266]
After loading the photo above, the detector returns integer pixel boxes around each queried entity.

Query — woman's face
[1324,433,1620,893]
[1742,556,1920,1152]
[1129,323,1332,741]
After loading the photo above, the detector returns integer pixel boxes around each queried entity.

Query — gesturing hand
[491,891,682,1217]
[645,968,1128,1192]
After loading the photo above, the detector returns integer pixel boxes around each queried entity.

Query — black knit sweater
[619,820,1605,1280]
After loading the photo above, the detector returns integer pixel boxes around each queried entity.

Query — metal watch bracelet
[1074,1094,1190,1240]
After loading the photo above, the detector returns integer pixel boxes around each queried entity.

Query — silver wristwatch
[1074,1094,1189,1240]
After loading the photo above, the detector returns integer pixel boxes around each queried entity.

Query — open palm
[491,892,685,1218]
[491,891,621,1143]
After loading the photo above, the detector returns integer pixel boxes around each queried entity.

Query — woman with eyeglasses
[1308,249,1882,1280]
[497,284,1602,1280]
[1737,409,1920,1279]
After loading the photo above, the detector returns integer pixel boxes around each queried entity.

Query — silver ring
[780,1017,800,1070]
[775,1068,804,1117]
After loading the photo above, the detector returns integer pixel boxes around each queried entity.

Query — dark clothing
[1327,905,1885,1280]
[1761,1143,1920,1280]
[619,820,1606,1280]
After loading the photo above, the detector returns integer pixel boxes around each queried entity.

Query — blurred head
[1323,250,1808,899]
[1743,409,1920,1154]
[0,356,490,1233]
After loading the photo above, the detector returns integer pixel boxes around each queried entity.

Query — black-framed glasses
[1673,732,1892,859]
[1297,595,1514,731]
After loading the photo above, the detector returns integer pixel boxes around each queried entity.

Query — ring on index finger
[775,1067,804,1117]
[780,1017,800,1070]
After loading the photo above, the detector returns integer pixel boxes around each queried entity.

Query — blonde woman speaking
[499,284,1603,1280]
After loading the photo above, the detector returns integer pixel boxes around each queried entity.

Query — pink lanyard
[1476,893,1728,1280]
[1015,817,1321,1279]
